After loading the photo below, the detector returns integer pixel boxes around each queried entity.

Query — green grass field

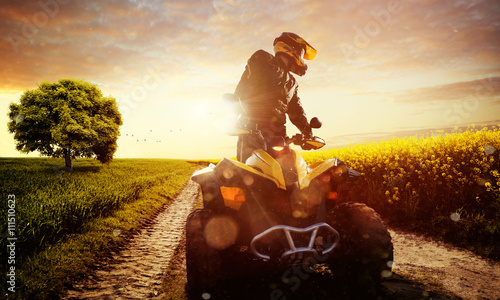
[0,158,197,299]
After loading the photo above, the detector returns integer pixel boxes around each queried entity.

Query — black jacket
[234,50,311,138]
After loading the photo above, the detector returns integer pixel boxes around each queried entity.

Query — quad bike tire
[186,209,223,299]
[327,202,393,294]
[186,208,242,299]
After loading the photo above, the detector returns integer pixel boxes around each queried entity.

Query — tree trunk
[64,148,72,169]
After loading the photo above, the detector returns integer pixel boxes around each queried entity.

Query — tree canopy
[8,79,123,169]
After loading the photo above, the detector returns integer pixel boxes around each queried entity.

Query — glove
[302,126,313,140]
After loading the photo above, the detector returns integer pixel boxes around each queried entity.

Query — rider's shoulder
[246,50,280,77]
[248,50,274,62]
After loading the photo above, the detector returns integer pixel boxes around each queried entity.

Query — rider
[234,32,318,162]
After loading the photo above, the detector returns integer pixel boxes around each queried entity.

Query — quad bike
[186,95,393,298]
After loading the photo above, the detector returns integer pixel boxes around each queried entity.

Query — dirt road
[389,230,500,300]
[64,180,200,299]
[64,179,500,299]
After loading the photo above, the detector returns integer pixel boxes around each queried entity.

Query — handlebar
[287,134,326,150]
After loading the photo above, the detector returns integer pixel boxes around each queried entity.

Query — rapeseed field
[303,125,500,259]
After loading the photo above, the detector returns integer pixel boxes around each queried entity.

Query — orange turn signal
[220,186,246,203]
[234,193,246,203]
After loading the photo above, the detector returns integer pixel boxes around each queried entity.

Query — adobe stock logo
[443,77,497,126]
[117,65,167,119]
[341,0,410,63]
[7,0,72,53]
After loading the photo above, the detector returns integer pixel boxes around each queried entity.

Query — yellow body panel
[244,149,336,190]
[196,149,338,193]
[221,155,287,190]
[293,150,308,188]
[246,149,287,190]
[191,164,215,177]
[300,159,337,189]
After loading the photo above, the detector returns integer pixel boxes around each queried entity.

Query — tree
[7,79,123,169]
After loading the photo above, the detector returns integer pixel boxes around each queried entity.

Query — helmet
[273,32,317,76]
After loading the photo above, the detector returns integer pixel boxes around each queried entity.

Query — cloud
[389,77,500,104]
[0,0,215,89]
[1,0,499,159]
[1,0,499,100]
[306,0,500,88]
[326,118,500,148]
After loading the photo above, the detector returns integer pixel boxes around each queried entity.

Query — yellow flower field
[303,126,500,259]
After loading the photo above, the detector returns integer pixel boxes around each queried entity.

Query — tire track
[64,179,199,299]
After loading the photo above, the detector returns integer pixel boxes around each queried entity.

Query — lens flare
[204,216,238,250]
[243,174,254,186]
[222,167,234,179]
[484,145,496,155]
[293,210,303,218]
[381,270,392,278]
[14,114,24,124]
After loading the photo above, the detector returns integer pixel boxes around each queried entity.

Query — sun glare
[194,102,207,116]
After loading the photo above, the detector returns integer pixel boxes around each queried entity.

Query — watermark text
[6,195,17,293]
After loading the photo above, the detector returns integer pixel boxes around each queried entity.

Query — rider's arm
[288,90,313,138]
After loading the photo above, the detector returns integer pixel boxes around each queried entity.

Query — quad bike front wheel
[327,202,393,295]
[185,208,240,299]
[186,209,223,299]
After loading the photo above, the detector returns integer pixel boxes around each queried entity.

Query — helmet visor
[283,33,317,60]
[303,42,317,60]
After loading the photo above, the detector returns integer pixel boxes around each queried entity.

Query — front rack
[250,222,340,261]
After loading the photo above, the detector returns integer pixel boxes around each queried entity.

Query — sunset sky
[1,0,499,159]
